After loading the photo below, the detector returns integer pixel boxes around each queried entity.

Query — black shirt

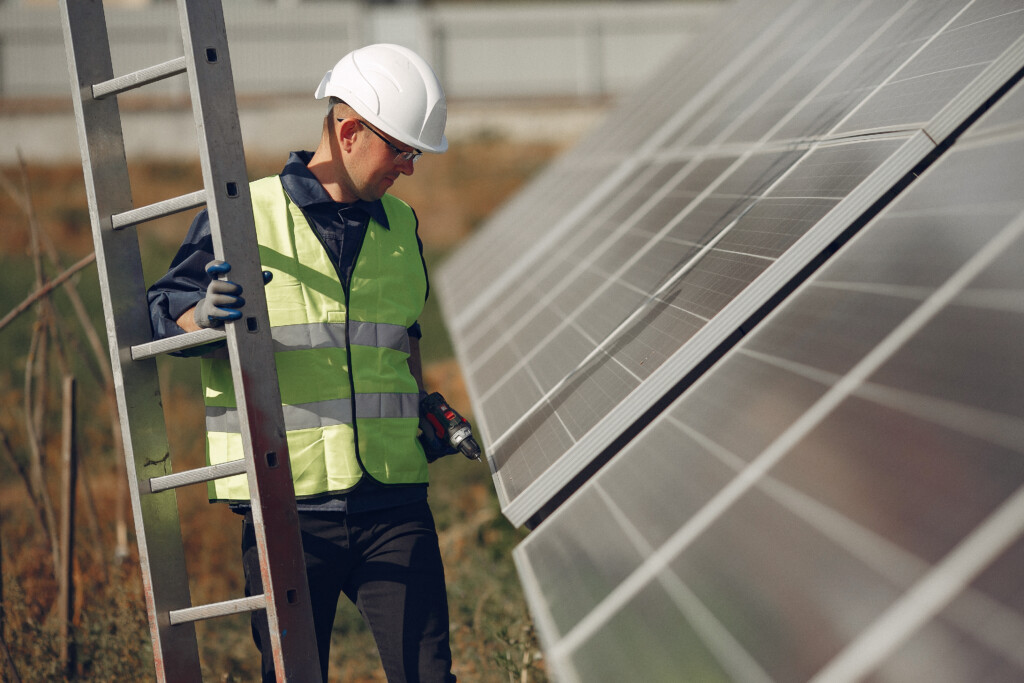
[146,150,429,513]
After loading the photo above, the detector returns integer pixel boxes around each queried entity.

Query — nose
[397,158,415,175]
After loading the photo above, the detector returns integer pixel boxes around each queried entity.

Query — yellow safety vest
[202,176,429,501]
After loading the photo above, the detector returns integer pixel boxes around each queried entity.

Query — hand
[419,417,458,462]
[418,392,459,463]
[193,260,245,329]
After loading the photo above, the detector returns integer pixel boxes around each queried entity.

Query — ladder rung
[112,189,207,231]
[145,459,247,495]
[169,594,266,626]
[131,328,226,360]
[92,56,188,100]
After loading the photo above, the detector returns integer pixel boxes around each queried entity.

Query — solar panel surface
[437,0,1024,528]
[514,71,1024,683]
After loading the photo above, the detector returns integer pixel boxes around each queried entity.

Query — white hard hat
[315,43,448,154]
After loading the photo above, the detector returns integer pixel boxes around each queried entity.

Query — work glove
[193,260,273,329]
[418,392,459,463]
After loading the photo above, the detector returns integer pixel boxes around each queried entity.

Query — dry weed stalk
[0,156,128,678]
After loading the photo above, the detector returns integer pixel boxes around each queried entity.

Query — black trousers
[242,500,456,682]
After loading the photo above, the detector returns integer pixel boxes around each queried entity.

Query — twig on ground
[0,253,97,334]
[24,323,60,579]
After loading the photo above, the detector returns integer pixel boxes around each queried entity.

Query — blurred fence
[1,1,721,100]
[0,1,722,162]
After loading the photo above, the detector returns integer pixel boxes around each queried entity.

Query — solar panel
[436,0,1024,528]
[513,73,1024,682]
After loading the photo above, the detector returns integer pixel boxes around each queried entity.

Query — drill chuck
[449,425,480,460]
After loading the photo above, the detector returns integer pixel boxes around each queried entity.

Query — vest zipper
[299,207,373,481]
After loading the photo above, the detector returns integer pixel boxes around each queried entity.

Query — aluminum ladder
[57,1,320,680]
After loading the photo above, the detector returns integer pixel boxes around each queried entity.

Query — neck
[308,142,357,204]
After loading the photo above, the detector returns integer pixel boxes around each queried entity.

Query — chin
[357,187,386,202]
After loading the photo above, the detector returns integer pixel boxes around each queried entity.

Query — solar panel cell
[513,72,1024,680]
[769,3,974,141]
[570,579,734,681]
[440,2,1024,675]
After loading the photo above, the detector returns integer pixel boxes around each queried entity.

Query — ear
[336,117,361,152]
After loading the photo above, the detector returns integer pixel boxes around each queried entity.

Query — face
[342,119,418,202]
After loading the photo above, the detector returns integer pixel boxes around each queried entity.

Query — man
[148,44,460,682]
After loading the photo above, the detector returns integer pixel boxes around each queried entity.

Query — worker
[147,43,460,682]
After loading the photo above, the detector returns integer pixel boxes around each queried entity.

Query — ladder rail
[59,0,321,679]
[176,1,321,677]
[58,2,202,679]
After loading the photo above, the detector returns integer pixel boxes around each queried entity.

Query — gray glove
[193,260,244,329]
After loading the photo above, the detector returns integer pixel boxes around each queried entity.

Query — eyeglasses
[340,118,422,164]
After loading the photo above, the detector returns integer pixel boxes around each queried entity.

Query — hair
[325,97,358,123]
[323,96,360,140]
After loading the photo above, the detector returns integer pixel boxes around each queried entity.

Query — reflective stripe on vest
[202,176,429,502]
[206,392,420,433]
[270,320,411,354]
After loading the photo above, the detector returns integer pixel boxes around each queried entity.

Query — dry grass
[0,136,564,682]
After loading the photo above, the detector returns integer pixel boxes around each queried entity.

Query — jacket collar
[280,150,391,230]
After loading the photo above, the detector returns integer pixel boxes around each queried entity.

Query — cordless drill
[421,392,481,460]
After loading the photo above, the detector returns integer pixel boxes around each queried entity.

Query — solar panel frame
[439,0,816,326]
[514,73,1024,682]
[438,0,1024,529]
[488,127,931,526]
